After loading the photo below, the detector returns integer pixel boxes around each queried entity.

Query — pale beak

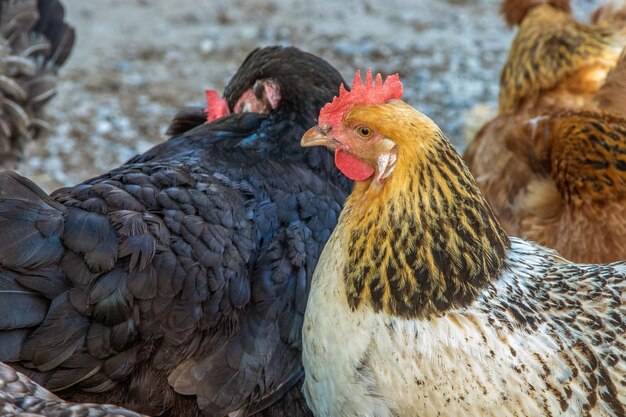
[301,126,333,148]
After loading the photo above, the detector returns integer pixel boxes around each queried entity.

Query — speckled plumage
[0,362,146,416]
[0,46,350,417]
[302,100,626,417]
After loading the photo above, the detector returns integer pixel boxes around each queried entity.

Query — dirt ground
[17,0,601,191]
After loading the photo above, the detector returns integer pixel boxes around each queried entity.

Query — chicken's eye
[356,126,372,138]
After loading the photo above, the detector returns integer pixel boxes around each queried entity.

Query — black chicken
[0,361,147,416]
[0,46,350,417]
[0,0,75,168]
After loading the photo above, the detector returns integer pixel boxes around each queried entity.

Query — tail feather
[0,329,30,361]
[0,171,65,269]
[0,271,48,330]
[166,106,208,137]
[0,172,67,363]
[34,0,75,67]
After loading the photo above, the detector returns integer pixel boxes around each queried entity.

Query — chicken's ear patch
[318,69,403,130]
[205,89,230,122]
[335,150,374,181]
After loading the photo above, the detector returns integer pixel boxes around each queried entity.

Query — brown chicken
[498,0,621,114]
[490,51,626,263]
[501,110,626,263]
[464,0,626,262]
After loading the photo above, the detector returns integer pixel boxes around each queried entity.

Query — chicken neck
[338,109,511,319]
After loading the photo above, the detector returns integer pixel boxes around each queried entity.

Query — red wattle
[334,150,374,181]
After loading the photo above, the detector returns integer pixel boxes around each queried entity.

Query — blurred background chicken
[0,361,147,416]
[301,71,625,417]
[486,50,626,264]
[0,0,74,169]
[464,0,626,262]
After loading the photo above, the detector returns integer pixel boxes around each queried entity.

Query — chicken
[464,0,626,237]
[300,70,625,417]
[0,46,350,417]
[498,0,623,114]
[500,109,626,264]
[483,51,626,263]
[0,0,75,168]
[0,361,147,416]
[466,0,626,262]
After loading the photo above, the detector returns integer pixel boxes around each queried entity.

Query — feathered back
[0,0,74,168]
[167,46,348,186]
[591,0,626,30]
[533,112,626,204]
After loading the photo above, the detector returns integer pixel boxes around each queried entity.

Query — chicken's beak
[301,126,333,148]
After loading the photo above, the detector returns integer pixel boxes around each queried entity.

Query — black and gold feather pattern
[342,135,510,319]
[337,102,510,319]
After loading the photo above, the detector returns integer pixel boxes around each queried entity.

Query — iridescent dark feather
[0,46,349,417]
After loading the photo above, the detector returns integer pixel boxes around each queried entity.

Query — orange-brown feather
[464,115,539,234]
[594,48,626,117]
[504,111,626,263]
[500,0,571,27]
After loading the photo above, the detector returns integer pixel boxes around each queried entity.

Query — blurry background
[17,0,599,191]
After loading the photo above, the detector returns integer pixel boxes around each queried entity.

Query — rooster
[0,361,147,416]
[301,70,625,417]
[0,0,75,168]
[0,46,349,417]
[464,0,626,240]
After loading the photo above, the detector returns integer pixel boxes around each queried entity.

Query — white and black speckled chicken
[0,0,74,168]
[0,361,147,416]
[301,71,625,417]
[0,46,350,417]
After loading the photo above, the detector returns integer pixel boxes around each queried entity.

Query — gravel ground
[16,0,602,191]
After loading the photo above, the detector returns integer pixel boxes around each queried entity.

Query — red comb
[318,69,403,128]
[205,89,230,122]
